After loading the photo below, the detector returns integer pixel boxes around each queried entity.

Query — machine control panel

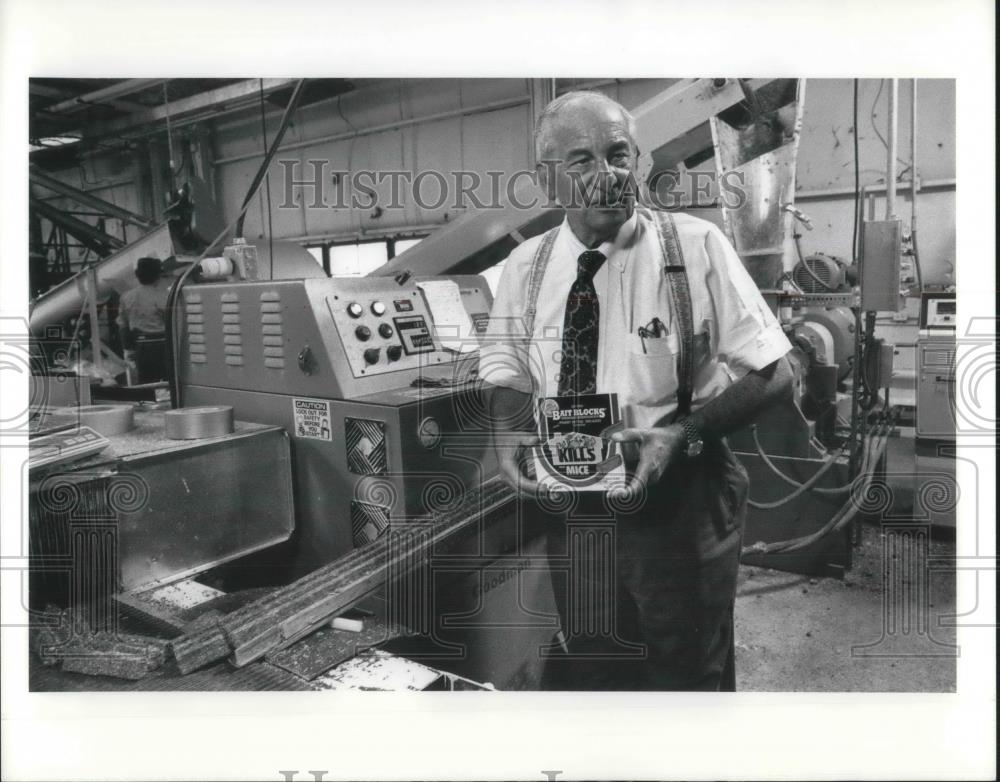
[917,294,956,439]
[921,294,956,330]
[179,274,492,400]
[325,276,492,378]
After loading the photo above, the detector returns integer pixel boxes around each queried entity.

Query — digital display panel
[393,315,434,355]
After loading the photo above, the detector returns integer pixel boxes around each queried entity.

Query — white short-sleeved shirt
[479,209,792,429]
[117,282,169,334]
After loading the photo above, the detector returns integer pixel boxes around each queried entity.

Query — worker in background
[481,92,794,690]
[117,256,170,384]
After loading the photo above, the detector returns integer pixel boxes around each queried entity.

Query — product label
[292,397,333,440]
[532,393,626,491]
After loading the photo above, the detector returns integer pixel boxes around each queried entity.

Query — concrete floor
[735,516,957,692]
[31,428,958,693]
[736,430,958,692]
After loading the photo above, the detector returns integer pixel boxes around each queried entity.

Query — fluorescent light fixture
[29,136,82,152]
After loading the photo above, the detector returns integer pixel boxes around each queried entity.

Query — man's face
[539,101,638,241]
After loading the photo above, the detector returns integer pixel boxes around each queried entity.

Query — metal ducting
[248,239,328,281]
[28,224,175,335]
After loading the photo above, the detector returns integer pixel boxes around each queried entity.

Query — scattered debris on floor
[31,606,169,681]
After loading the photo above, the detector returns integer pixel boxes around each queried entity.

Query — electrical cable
[234,80,307,238]
[67,296,88,364]
[776,270,805,295]
[746,445,845,509]
[852,79,860,263]
[869,78,912,174]
[163,216,240,405]
[757,424,891,555]
[745,488,858,556]
[259,81,275,269]
[165,79,308,406]
[742,421,891,556]
[910,228,924,296]
[749,426,854,497]
[745,419,892,510]
[858,311,882,411]
[909,80,924,296]
[335,92,357,134]
[163,83,177,188]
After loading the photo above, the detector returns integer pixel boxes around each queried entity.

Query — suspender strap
[652,210,695,419]
[521,225,560,341]
[521,213,694,419]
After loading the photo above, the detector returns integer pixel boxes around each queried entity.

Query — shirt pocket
[624,331,680,407]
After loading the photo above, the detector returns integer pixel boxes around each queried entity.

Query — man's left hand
[609,424,687,494]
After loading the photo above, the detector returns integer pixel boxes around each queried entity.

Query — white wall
[212,79,535,243]
[209,78,678,245]
[793,79,955,284]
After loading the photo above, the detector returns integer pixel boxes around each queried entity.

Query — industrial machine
[173,262,558,687]
[913,291,957,530]
[178,270,498,572]
[916,292,957,439]
[29,415,296,622]
[705,79,916,575]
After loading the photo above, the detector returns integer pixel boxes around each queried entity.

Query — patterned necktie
[558,249,607,396]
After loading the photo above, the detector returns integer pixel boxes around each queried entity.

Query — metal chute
[28,223,176,336]
[710,79,806,289]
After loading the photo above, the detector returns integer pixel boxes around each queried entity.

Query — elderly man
[480,91,793,690]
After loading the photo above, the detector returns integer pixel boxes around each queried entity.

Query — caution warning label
[292,397,332,440]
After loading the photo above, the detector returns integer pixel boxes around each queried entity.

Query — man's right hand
[494,431,542,497]
[488,384,543,497]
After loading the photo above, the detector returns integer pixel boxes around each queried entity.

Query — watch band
[680,417,704,457]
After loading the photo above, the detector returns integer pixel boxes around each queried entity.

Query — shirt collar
[560,209,640,270]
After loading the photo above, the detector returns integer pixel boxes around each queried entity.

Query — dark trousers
[540,440,747,691]
[133,333,167,384]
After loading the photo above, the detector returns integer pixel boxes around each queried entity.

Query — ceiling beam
[29,195,126,256]
[31,81,149,115]
[30,82,78,99]
[44,79,167,114]
[30,166,155,229]
[71,78,301,140]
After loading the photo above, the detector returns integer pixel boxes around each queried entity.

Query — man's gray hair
[533,90,638,162]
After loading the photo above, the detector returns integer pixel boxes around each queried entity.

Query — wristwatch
[679,417,704,458]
